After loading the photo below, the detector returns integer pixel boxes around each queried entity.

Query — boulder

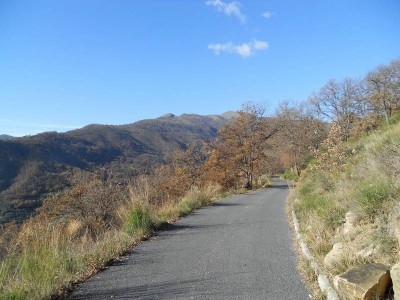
[324,242,345,268]
[392,263,400,300]
[334,263,391,299]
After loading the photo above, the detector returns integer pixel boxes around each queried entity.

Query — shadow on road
[269,184,290,189]
[161,222,227,233]
[211,201,243,207]
[71,278,215,299]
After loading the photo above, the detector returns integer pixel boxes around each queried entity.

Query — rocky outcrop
[392,263,400,300]
[324,242,345,268]
[334,263,391,299]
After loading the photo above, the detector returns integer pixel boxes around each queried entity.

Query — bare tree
[172,142,208,187]
[366,59,400,124]
[276,101,327,175]
[309,78,366,141]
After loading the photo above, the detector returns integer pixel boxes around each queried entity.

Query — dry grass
[298,258,327,300]
[292,122,400,294]
[0,179,224,299]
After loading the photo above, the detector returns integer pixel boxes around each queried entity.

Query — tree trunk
[245,172,253,190]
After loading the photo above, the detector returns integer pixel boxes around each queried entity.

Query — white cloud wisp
[206,0,246,23]
[261,11,276,19]
[208,40,268,58]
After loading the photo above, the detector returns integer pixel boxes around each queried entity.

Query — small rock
[343,211,359,235]
[356,244,376,259]
[335,226,342,235]
[333,275,340,290]
[335,263,391,299]
[392,263,400,300]
[324,242,345,268]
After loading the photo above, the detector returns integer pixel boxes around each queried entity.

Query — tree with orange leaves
[205,102,279,189]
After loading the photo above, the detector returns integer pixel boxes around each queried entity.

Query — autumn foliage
[1,58,399,299]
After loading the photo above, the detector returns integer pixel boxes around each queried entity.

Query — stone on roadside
[392,263,400,300]
[356,244,376,260]
[324,242,345,268]
[334,263,391,299]
[343,211,359,235]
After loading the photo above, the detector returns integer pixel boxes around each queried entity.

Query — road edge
[291,208,341,300]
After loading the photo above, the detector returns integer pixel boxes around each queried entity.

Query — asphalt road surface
[69,178,309,300]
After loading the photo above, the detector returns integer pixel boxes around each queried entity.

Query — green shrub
[176,197,196,217]
[281,169,299,181]
[198,194,210,206]
[356,180,391,220]
[124,203,153,235]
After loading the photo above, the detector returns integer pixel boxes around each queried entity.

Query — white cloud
[206,0,246,23]
[262,11,276,19]
[235,43,252,57]
[252,40,268,50]
[208,40,269,58]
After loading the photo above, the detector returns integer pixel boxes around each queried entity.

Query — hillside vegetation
[0,113,236,224]
[291,118,400,297]
[288,58,400,298]
[0,58,398,299]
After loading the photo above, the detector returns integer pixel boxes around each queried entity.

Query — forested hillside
[0,113,237,223]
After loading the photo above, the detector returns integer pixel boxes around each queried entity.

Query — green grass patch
[355,179,392,220]
[295,194,344,231]
[281,169,299,181]
[124,203,154,235]
[0,243,86,299]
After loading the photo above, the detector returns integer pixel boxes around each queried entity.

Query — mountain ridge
[0,112,238,224]
[0,134,15,140]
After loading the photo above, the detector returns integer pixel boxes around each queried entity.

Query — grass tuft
[124,202,153,235]
[355,179,392,220]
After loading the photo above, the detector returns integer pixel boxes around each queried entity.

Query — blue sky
[1,0,399,136]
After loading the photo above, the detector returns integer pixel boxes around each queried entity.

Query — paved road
[69,178,309,300]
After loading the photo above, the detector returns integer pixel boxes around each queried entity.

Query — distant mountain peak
[0,134,15,140]
[160,113,175,119]
[220,111,239,119]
